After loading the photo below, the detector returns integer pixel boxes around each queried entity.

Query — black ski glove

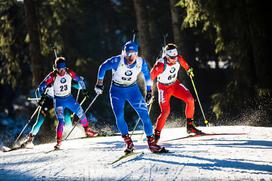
[145,90,153,105]
[82,89,90,98]
[38,96,46,107]
[94,84,104,95]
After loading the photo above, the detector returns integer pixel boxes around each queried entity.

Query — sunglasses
[57,68,66,71]
[126,51,138,57]
[166,55,177,60]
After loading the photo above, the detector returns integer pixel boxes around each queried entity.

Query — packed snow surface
[0,126,272,180]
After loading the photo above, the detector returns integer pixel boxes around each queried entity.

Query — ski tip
[160,147,170,153]
[54,147,61,151]
[2,146,11,152]
[154,147,170,154]
[44,148,62,154]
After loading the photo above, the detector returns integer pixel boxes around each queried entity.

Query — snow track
[1,126,271,180]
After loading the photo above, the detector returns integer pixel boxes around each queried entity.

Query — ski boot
[147,135,168,153]
[154,129,161,144]
[122,134,134,154]
[21,133,34,149]
[186,119,205,135]
[54,137,62,150]
[84,126,98,137]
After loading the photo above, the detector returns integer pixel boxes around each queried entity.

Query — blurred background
[0,0,271,145]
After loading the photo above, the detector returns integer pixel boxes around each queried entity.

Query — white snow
[0,126,272,180]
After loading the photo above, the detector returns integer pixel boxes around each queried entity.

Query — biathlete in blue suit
[39,57,98,149]
[22,83,81,148]
[95,41,166,153]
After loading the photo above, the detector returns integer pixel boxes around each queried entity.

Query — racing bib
[112,56,143,86]
[157,58,180,85]
[53,72,72,97]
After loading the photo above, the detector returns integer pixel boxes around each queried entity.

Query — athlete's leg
[127,85,153,136]
[30,111,46,136]
[110,86,128,135]
[173,82,203,134]
[64,109,72,128]
[127,85,165,152]
[30,97,53,136]
[66,95,97,137]
[65,96,88,127]
[155,88,172,132]
[172,82,195,119]
[54,98,65,142]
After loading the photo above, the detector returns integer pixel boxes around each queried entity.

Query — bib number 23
[60,85,68,91]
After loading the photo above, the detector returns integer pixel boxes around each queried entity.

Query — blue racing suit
[97,55,153,136]
[30,82,82,136]
[39,70,88,139]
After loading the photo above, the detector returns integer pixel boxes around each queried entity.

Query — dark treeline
[0,0,271,141]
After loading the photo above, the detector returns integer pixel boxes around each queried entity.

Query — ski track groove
[148,163,154,181]
[118,164,145,181]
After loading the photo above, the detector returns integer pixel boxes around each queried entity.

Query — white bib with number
[53,72,72,97]
[112,56,142,86]
[157,58,180,84]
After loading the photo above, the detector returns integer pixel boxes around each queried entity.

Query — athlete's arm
[67,68,86,89]
[141,59,152,91]
[97,56,120,83]
[177,55,190,71]
[150,61,164,80]
[38,72,55,95]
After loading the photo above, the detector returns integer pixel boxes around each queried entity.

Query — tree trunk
[169,0,188,85]
[24,0,43,87]
[169,0,183,52]
[245,0,272,90]
[132,0,153,63]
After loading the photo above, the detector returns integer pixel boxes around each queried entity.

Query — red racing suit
[150,55,195,132]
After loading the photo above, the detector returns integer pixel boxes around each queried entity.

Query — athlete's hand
[187,67,194,77]
[145,90,153,105]
[38,86,46,96]
[94,84,104,95]
[82,89,90,98]
[38,96,46,107]
[78,79,86,90]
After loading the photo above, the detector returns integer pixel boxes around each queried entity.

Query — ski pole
[64,94,99,140]
[34,89,40,104]
[14,87,50,144]
[156,33,168,60]
[163,33,168,47]
[84,93,99,114]
[27,97,41,101]
[76,89,81,102]
[51,47,58,71]
[131,97,154,138]
[14,106,41,144]
[53,48,58,58]
[133,33,136,42]
[132,29,138,42]
[189,75,209,126]
[139,99,154,141]
[70,88,82,120]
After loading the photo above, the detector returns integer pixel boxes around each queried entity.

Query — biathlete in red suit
[150,43,204,143]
